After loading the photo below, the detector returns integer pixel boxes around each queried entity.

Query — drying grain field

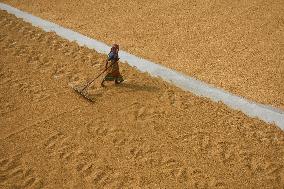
[1,0,283,109]
[0,1,284,189]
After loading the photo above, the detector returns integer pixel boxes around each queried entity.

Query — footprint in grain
[176,132,211,152]
[56,139,74,160]
[264,163,283,185]
[34,57,53,73]
[53,65,67,79]
[176,167,188,183]
[76,162,94,177]
[73,151,116,187]
[118,102,139,121]
[129,143,155,161]
[109,129,129,147]
[44,133,105,184]
[0,68,13,81]
[266,163,283,176]
[44,132,83,165]
[133,106,156,122]
[92,167,114,188]
[58,145,75,161]
[216,141,236,164]
[44,132,64,150]
[15,80,50,103]
[159,157,189,182]
[0,154,22,175]
[0,101,18,116]
[87,120,129,146]
[159,89,176,105]
[0,155,43,188]
[30,84,50,103]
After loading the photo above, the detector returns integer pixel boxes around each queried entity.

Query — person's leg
[101,78,106,87]
[115,77,124,84]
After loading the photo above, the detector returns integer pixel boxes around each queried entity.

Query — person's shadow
[118,82,160,93]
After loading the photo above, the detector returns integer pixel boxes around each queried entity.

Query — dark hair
[111,44,119,52]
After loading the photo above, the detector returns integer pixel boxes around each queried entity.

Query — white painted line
[1,3,283,130]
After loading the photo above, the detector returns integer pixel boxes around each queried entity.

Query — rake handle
[81,62,114,92]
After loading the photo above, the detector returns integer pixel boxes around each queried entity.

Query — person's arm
[105,59,109,69]
[106,52,114,68]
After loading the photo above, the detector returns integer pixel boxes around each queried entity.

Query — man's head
[111,44,119,53]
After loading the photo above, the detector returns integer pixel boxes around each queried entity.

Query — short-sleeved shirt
[108,52,119,63]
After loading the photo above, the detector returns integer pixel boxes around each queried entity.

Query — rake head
[72,85,95,102]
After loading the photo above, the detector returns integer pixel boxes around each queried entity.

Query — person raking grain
[101,44,124,87]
